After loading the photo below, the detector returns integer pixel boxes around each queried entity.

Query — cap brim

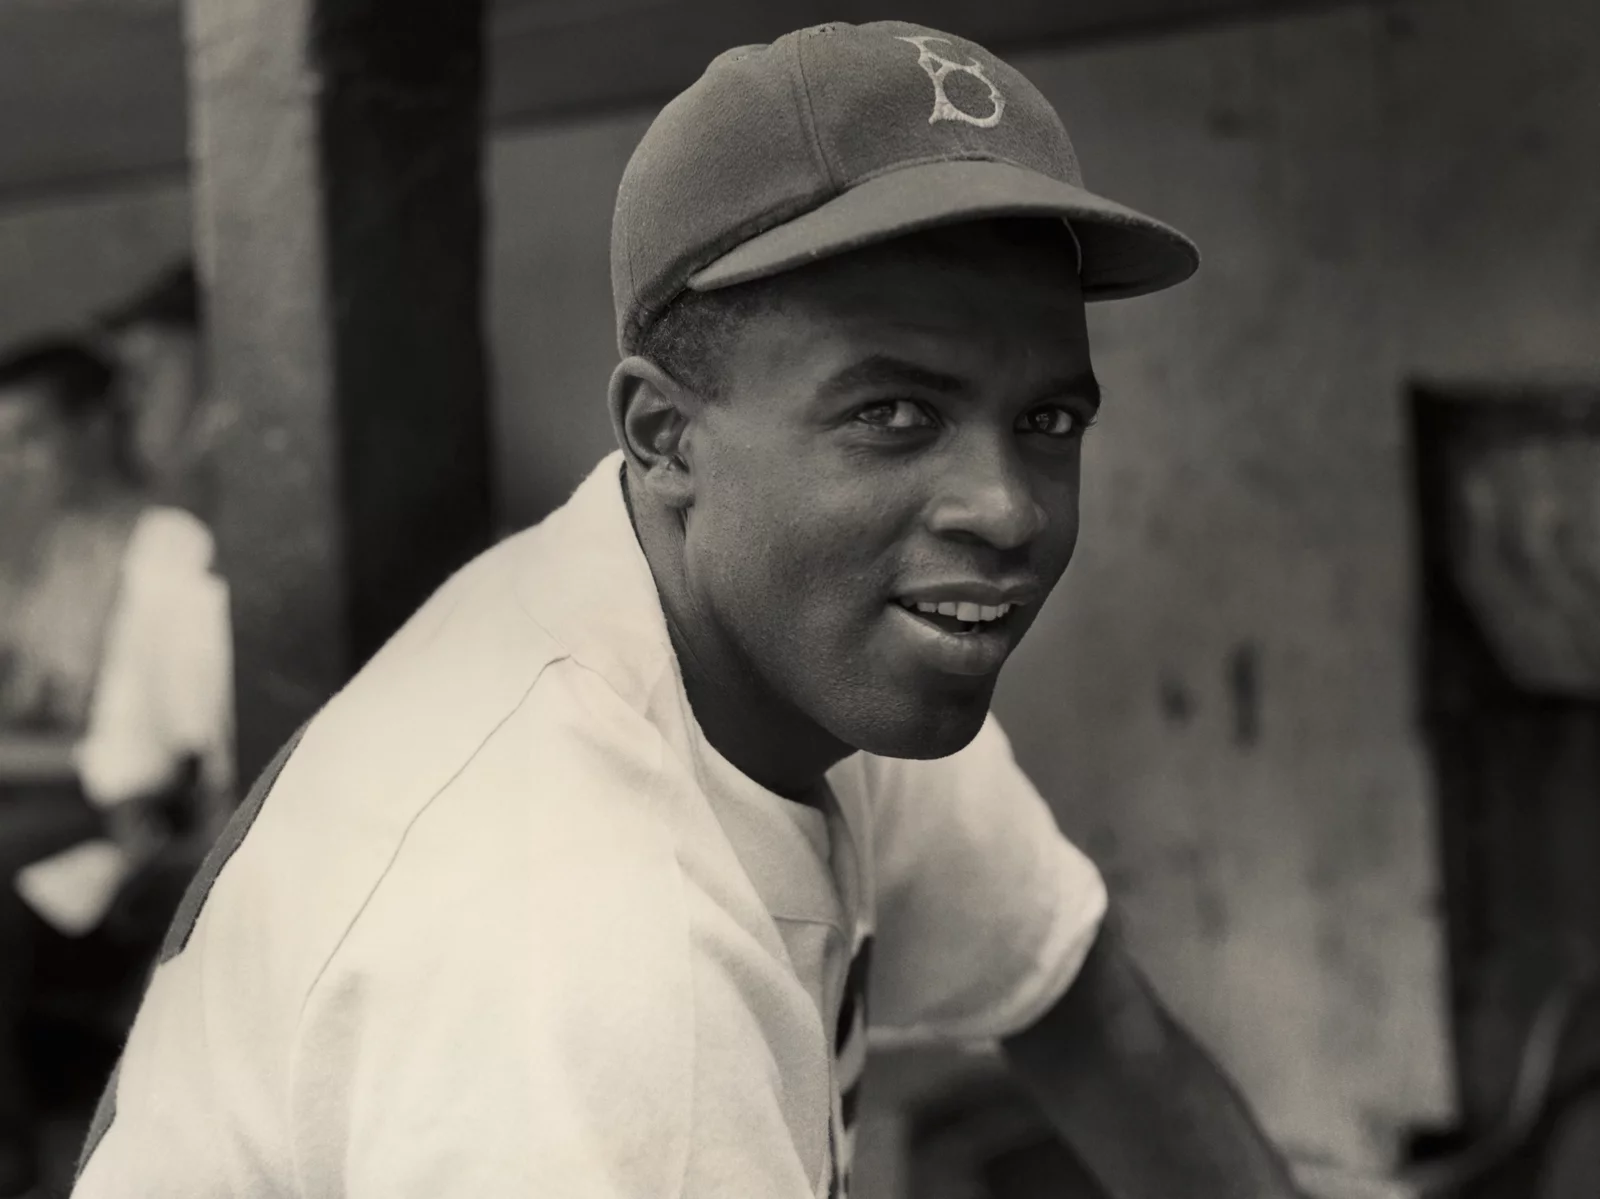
[688,158,1198,301]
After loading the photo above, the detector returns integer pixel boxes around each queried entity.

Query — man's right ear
[607,355,698,511]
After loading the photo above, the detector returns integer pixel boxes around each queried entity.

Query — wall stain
[1207,106,1254,138]
[1159,671,1196,726]
[1171,841,1230,941]
[1229,641,1262,748]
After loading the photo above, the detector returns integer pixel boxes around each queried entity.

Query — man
[0,339,232,1198]
[95,263,216,516]
[74,22,1306,1199]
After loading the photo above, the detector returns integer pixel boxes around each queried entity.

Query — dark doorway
[1410,384,1600,1198]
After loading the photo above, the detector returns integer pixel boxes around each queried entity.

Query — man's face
[679,223,1097,759]
[0,383,68,514]
[112,322,200,483]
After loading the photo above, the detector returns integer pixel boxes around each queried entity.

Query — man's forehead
[724,303,1095,410]
[685,219,1092,403]
[816,351,1101,405]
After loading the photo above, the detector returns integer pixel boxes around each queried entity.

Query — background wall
[0,183,190,347]
[2,0,1596,1174]
[994,6,1446,1168]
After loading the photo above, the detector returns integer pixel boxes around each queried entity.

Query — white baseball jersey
[73,453,1106,1199]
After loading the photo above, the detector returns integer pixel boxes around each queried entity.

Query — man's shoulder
[371,651,686,851]
[183,543,570,945]
[186,597,683,1012]
[276,566,666,851]
[291,657,697,1014]
[221,480,678,874]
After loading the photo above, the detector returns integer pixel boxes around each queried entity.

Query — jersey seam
[285,650,567,1195]
[770,912,849,934]
[506,519,676,701]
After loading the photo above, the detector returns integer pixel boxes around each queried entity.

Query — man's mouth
[894,598,1017,636]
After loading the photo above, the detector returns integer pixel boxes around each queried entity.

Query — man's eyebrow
[816,354,967,400]
[816,354,1102,411]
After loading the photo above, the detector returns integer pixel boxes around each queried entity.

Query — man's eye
[855,400,936,431]
[1019,406,1092,437]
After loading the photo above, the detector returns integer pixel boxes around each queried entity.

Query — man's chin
[831,689,994,761]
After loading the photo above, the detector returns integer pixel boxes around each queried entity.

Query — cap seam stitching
[792,32,839,191]
[626,210,639,327]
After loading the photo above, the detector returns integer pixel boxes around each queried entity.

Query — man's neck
[623,470,850,802]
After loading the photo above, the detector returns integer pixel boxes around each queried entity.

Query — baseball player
[73,21,1307,1199]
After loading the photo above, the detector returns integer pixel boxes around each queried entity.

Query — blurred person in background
[0,338,232,1199]
[94,263,220,519]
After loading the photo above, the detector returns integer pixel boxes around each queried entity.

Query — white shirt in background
[16,506,233,934]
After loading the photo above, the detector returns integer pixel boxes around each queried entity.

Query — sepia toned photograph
[2,2,1597,1197]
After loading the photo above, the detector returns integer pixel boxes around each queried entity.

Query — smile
[895,598,1015,634]
[886,595,1025,678]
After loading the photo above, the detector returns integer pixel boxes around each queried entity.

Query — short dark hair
[0,337,118,421]
[635,280,779,400]
[97,262,201,333]
[0,336,138,481]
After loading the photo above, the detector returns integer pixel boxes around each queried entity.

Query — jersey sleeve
[284,695,698,1199]
[75,508,234,807]
[862,711,1108,1043]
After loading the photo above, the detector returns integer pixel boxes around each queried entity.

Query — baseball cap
[612,19,1199,354]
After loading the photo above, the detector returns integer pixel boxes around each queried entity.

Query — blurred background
[1,1,1598,1197]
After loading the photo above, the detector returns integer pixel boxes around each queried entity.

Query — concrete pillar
[186,0,492,782]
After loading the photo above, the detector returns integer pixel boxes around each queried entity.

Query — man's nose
[924,436,1048,551]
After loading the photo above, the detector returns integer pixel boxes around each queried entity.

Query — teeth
[903,600,1014,623]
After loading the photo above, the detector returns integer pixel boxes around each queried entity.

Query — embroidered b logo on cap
[896,35,1005,129]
